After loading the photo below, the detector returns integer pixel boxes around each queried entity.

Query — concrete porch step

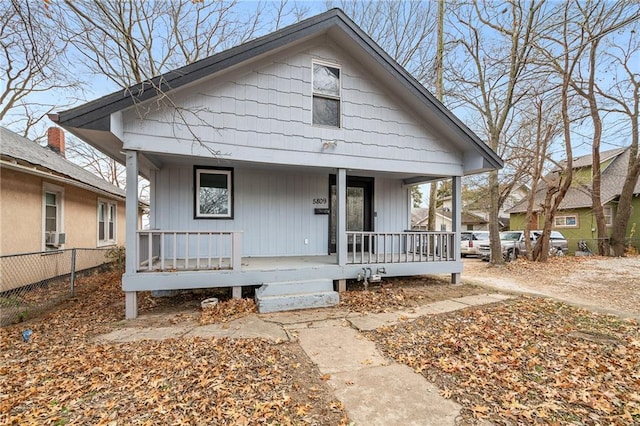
[255,279,339,313]
[256,279,334,297]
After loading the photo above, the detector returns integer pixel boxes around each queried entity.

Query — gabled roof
[51,8,502,174]
[569,148,626,169]
[508,147,640,213]
[0,126,126,199]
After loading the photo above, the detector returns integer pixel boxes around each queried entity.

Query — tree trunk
[427,183,437,231]
[610,147,640,256]
[428,0,445,233]
[488,170,503,264]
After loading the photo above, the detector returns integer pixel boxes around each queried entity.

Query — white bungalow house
[51,9,502,318]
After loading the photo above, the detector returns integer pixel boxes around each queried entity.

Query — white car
[460,231,490,257]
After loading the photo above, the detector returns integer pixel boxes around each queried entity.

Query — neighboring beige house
[0,126,127,256]
[411,207,488,231]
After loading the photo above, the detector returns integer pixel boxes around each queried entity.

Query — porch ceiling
[144,151,447,183]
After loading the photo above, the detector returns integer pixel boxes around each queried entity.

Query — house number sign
[313,198,329,214]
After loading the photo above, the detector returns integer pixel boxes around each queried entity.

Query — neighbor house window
[604,206,613,226]
[312,62,341,127]
[554,215,578,227]
[43,183,64,250]
[195,167,233,219]
[98,200,117,245]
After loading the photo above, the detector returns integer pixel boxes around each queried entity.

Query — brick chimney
[47,127,65,157]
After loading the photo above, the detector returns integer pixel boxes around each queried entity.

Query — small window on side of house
[43,184,64,250]
[98,200,117,245]
[554,215,578,228]
[194,167,233,219]
[604,206,613,226]
[312,62,341,128]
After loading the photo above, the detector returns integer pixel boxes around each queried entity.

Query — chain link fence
[0,248,122,326]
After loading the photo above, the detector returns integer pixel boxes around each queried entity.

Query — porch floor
[140,252,451,273]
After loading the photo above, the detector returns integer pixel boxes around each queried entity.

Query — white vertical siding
[152,167,412,257]
[374,178,409,232]
[154,166,331,256]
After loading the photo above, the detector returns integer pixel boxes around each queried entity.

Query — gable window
[98,200,117,245]
[195,167,233,219]
[312,62,341,127]
[43,183,64,250]
[554,215,578,228]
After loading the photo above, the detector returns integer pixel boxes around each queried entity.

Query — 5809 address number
[313,198,327,205]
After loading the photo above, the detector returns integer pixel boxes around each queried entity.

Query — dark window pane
[313,64,340,96]
[200,173,227,189]
[99,221,105,240]
[313,96,340,127]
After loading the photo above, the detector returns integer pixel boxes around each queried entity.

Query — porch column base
[337,279,347,292]
[125,291,138,319]
[232,286,242,299]
[451,272,461,285]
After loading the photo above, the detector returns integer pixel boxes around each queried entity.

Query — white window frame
[604,206,613,226]
[42,183,64,250]
[194,167,233,219]
[97,199,117,246]
[312,60,342,128]
[554,215,578,228]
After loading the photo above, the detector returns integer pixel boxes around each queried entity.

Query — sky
[3,0,637,191]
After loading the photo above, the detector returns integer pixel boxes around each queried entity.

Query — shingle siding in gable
[121,43,461,173]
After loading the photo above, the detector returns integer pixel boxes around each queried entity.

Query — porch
[122,155,466,318]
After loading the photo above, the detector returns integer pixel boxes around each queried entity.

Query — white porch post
[125,150,139,319]
[451,175,462,284]
[337,168,347,266]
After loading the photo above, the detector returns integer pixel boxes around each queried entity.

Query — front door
[329,176,374,253]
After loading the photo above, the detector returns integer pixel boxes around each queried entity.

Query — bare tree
[0,0,79,139]
[327,0,438,85]
[535,1,638,255]
[66,136,125,188]
[58,0,268,88]
[516,93,564,260]
[571,1,638,255]
[427,0,446,231]
[597,19,640,256]
[446,0,547,264]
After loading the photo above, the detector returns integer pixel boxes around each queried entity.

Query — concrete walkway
[98,293,511,425]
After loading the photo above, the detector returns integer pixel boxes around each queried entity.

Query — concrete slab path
[97,292,511,424]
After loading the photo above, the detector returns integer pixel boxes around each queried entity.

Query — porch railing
[137,230,242,272]
[346,231,456,264]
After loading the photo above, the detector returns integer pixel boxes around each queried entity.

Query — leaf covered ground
[339,276,487,313]
[0,270,348,425]
[3,263,640,425]
[367,297,640,425]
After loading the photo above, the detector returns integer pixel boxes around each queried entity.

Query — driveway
[461,255,640,319]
